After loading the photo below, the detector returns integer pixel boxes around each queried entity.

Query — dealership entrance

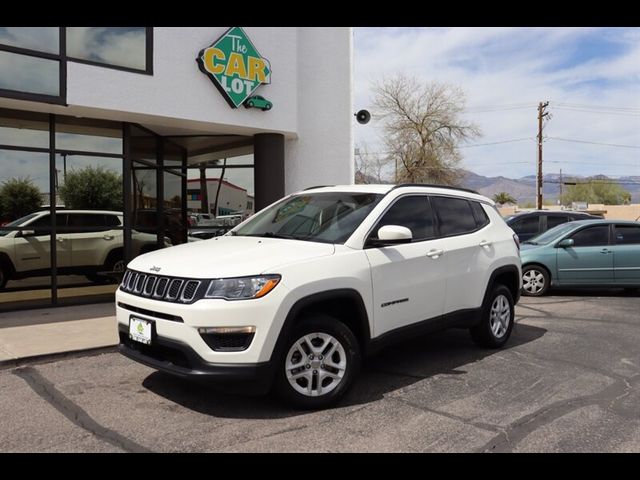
[0,107,284,312]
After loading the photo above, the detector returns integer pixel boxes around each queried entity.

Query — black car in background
[505,210,602,242]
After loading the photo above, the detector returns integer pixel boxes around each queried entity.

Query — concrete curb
[0,345,118,371]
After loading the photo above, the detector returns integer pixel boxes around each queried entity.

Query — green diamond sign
[197,27,272,109]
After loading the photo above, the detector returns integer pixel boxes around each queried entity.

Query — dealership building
[0,27,354,311]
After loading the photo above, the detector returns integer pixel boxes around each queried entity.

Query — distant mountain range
[459,170,640,204]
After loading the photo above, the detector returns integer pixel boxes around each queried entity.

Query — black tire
[0,264,8,290]
[521,264,550,297]
[274,314,361,410]
[470,284,515,348]
[248,101,255,108]
[86,252,124,285]
[264,104,272,111]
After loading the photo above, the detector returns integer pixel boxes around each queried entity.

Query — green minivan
[519,219,640,296]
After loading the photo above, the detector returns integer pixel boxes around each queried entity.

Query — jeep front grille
[119,269,205,304]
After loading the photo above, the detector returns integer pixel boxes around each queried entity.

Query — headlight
[204,275,281,300]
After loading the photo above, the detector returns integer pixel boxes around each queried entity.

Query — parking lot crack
[13,366,152,453]
[477,374,639,453]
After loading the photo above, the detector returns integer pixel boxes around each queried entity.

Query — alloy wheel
[285,332,347,397]
[523,269,545,295]
[489,294,511,338]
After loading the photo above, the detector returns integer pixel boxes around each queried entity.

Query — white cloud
[354,27,640,179]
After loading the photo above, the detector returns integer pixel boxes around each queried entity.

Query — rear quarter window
[432,196,478,237]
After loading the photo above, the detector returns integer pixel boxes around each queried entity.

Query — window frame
[613,224,640,246]
[0,27,154,105]
[366,194,438,245]
[431,195,486,239]
[564,224,612,248]
[65,27,154,75]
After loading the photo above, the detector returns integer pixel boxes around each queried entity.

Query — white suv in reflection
[0,210,165,289]
[117,185,522,409]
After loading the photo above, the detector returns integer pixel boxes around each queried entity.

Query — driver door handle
[103,235,114,241]
[479,240,491,247]
[426,249,444,258]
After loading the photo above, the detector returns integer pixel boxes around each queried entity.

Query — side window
[66,214,108,233]
[27,214,67,236]
[470,201,490,229]
[371,196,435,241]
[432,196,477,237]
[569,225,610,247]
[104,214,121,228]
[510,216,539,235]
[615,225,640,245]
[547,215,569,229]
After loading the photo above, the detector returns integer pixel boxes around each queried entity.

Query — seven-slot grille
[120,270,202,303]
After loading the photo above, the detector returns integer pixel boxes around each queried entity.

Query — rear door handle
[479,240,491,247]
[600,249,612,254]
[103,235,114,241]
[426,249,444,258]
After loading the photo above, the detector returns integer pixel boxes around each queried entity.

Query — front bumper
[118,326,275,394]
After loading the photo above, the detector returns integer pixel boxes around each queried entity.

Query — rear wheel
[522,265,550,296]
[274,315,361,409]
[0,264,8,290]
[470,284,515,348]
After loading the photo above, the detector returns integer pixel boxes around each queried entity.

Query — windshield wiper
[243,232,309,240]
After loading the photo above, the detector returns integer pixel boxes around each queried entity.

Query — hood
[519,242,549,256]
[127,236,335,278]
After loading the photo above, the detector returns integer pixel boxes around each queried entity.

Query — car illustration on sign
[244,95,272,111]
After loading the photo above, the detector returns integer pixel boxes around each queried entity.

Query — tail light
[513,233,520,252]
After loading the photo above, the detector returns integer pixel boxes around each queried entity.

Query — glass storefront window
[0,50,59,96]
[0,109,49,149]
[55,117,123,155]
[0,150,49,224]
[130,126,157,165]
[66,27,148,71]
[0,27,59,54]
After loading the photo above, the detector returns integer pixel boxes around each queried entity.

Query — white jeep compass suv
[117,184,522,409]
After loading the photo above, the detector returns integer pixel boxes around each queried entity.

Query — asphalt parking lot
[1,290,639,453]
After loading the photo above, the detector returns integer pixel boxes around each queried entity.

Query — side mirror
[367,225,412,247]
[557,238,574,248]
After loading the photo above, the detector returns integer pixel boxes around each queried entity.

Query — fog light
[198,326,256,352]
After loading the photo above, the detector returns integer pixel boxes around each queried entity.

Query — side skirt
[366,307,482,357]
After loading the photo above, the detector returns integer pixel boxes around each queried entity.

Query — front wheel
[522,265,550,296]
[274,315,361,409]
[470,284,515,348]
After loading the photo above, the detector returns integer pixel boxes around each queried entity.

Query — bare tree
[354,143,392,184]
[373,74,480,185]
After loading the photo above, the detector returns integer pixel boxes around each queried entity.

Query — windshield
[525,222,577,245]
[232,192,384,244]
[0,212,41,236]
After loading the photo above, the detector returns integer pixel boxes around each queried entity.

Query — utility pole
[559,168,563,206]
[537,101,550,209]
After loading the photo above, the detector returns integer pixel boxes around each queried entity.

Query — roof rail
[391,183,479,195]
[303,185,334,190]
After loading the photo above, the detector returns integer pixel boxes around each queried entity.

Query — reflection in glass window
[0,110,49,148]
[66,27,147,71]
[55,119,122,154]
[0,150,49,224]
[0,51,59,96]
[0,27,59,54]
[55,155,123,211]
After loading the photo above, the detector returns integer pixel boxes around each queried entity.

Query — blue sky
[354,27,640,179]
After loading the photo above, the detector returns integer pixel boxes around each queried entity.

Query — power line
[553,102,640,112]
[552,107,640,117]
[547,137,640,149]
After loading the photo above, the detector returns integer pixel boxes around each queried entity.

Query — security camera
[355,110,371,125]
